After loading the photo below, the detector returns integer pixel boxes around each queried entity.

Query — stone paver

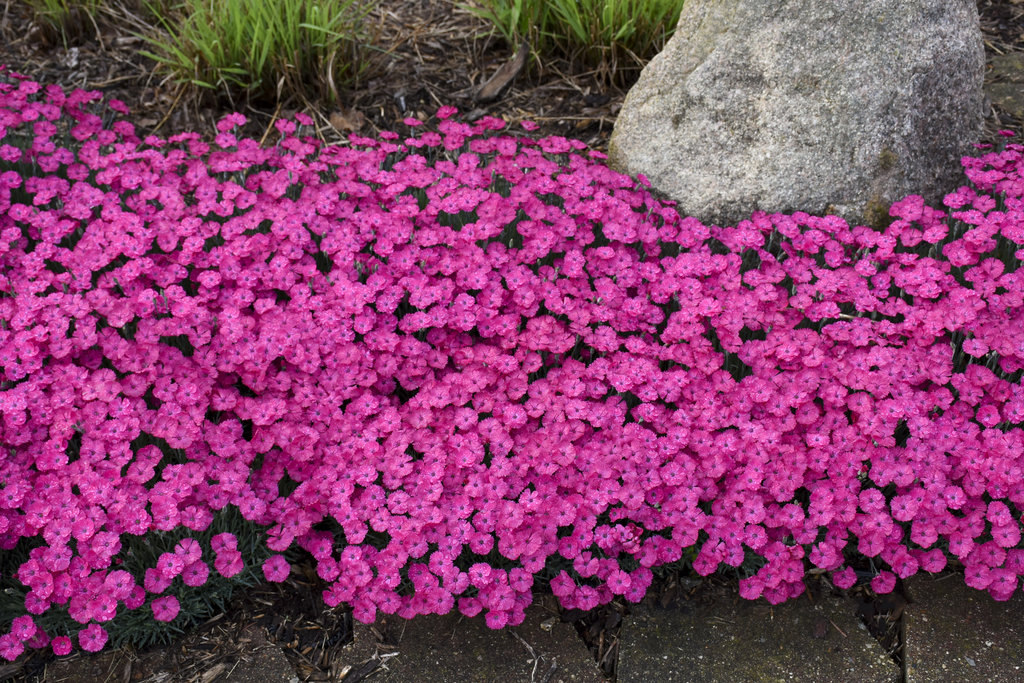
[904,574,1024,683]
[221,625,299,683]
[618,584,898,683]
[38,573,1024,682]
[333,594,603,683]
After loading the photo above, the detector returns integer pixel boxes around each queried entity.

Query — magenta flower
[871,571,897,595]
[78,624,107,653]
[144,568,172,595]
[103,570,135,601]
[151,595,180,623]
[262,555,291,583]
[214,550,244,578]
[211,532,238,553]
[155,552,185,580]
[832,567,857,589]
[436,105,458,120]
[125,585,146,610]
[10,615,36,641]
[174,538,203,565]
[181,560,210,588]
[0,634,24,662]
[484,610,509,629]
[1,72,1024,646]
[51,636,73,656]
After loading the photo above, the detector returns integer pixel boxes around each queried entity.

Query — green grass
[463,0,685,84]
[139,0,376,106]
[24,0,107,44]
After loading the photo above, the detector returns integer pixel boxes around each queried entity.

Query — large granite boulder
[608,0,986,228]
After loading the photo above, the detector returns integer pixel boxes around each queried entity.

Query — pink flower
[458,597,483,618]
[436,105,458,120]
[832,567,857,589]
[78,624,107,653]
[151,595,180,622]
[987,568,1017,600]
[0,634,24,662]
[262,555,291,583]
[182,560,210,587]
[606,569,631,595]
[89,594,118,622]
[211,532,238,553]
[467,563,492,588]
[125,585,146,610]
[484,610,509,629]
[11,615,36,641]
[965,563,993,590]
[26,629,49,650]
[214,550,244,578]
[156,551,185,579]
[144,567,173,594]
[174,538,203,564]
[915,548,947,573]
[103,570,134,601]
[992,524,1021,548]
[216,112,246,131]
[107,98,129,114]
[351,597,377,624]
[738,576,764,600]
[51,635,73,656]
[3,73,1024,632]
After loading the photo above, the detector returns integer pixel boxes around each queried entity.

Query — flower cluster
[1,71,1023,660]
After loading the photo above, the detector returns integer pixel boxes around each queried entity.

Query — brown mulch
[0,0,626,152]
[0,0,1019,152]
[0,1,1022,682]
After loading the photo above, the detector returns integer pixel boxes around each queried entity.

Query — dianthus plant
[0,69,1023,661]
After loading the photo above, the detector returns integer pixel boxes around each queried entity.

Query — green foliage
[139,0,376,106]
[0,508,274,649]
[463,0,685,83]
[23,0,106,45]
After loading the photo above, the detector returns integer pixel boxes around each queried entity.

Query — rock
[608,0,986,229]
[618,583,899,682]
[904,574,1024,682]
[346,595,603,682]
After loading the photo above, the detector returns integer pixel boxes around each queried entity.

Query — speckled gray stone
[618,585,898,682]
[609,0,985,229]
[349,595,603,683]
[904,574,1024,683]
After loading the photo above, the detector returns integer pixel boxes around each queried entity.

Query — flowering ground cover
[0,68,1023,664]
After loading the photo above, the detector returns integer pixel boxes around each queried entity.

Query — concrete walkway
[618,583,897,682]
[32,572,1024,682]
[903,575,1024,683]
